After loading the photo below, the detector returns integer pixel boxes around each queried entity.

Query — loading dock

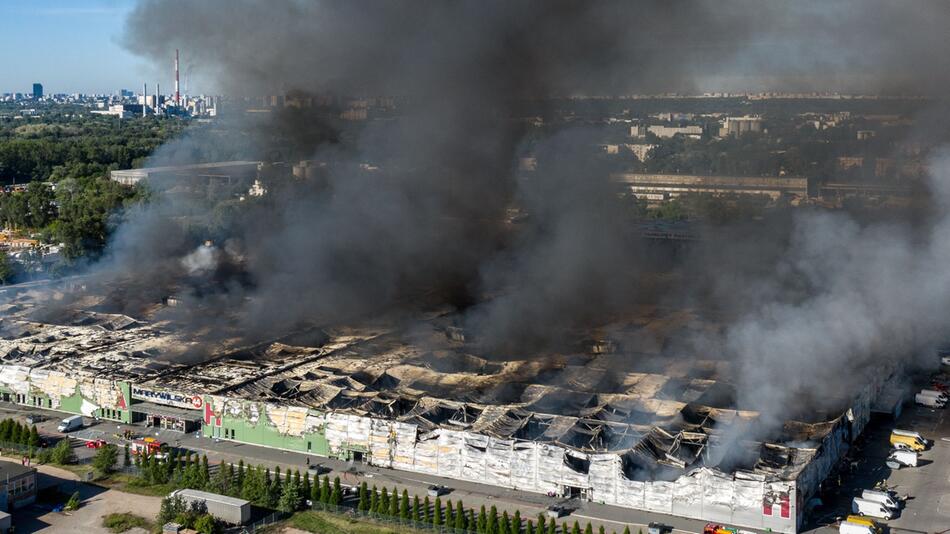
[131,402,202,433]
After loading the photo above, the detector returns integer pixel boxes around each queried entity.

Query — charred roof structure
[0,287,901,534]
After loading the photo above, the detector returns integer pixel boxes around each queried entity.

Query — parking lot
[807,379,950,534]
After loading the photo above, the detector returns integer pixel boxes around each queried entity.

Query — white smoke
[723,150,950,431]
[180,244,218,275]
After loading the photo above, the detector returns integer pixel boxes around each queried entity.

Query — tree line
[135,449,637,534]
[0,418,41,450]
[0,115,184,184]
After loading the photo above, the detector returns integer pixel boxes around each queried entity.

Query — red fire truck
[130,437,170,459]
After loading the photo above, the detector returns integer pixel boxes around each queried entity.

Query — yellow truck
[889,429,928,451]
[841,517,879,534]
[845,515,876,528]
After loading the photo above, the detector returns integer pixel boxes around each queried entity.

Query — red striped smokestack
[174,49,180,106]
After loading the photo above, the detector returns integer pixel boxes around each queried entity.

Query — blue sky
[0,0,155,94]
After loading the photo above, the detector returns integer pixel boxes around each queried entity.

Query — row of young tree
[133,450,637,534]
[132,451,333,512]
[351,481,633,534]
[0,418,41,449]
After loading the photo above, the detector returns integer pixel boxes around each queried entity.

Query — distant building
[629,124,647,138]
[647,125,703,139]
[91,104,144,119]
[856,130,875,140]
[718,116,763,137]
[139,95,159,109]
[111,161,261,186]
[31,83,42,99]
[837,157,864,171]
[875,158,895,178]
[340,107,368,121]
[611,173,808,202]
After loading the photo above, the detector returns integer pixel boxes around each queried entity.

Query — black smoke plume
[66,1,950,439]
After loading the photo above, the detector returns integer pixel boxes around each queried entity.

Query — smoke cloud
[57,0,950,441]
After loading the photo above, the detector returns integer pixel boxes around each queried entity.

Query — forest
[0,113,186,262]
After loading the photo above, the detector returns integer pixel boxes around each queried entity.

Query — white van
[886,449,918,468]
[919,389,948,402]
[860,489,899,510]
[839,521,876,534]
[892,429,931,446]
[851,497,893,520]
[57,415,83,433]
[916,394,945,408]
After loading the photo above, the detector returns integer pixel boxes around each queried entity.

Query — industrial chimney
[143,82,147,117]
[175,49,181,107]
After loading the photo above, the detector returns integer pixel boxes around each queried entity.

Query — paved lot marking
[937,493,950,516]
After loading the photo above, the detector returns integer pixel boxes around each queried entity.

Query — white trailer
[169,489,251,525]
[851,497,893,520]
[914,393,945,408]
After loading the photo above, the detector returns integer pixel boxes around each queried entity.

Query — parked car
[84,439,106,449]
[427,485,447,497]
[545,505,564,519]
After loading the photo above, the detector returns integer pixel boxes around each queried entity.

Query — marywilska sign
[131,386,203,410]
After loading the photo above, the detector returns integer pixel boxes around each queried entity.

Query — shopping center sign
[131,386,204,410]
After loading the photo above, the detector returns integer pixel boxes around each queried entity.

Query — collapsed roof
[0,288,845,481]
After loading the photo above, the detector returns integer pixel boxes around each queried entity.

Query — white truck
[851,497,893,520]
[839,521,876,534]
[860,489,900,510]
[914,393,945,408]
[57,415,83,433]
[169,489,251,525]
[885,449,918,469]
[919,389,948,402]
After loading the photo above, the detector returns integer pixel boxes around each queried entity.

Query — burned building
[0,288,903,533]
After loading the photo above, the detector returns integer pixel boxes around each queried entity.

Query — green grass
[288,511,429,534]
[93,473,176,497]
[48,463,95,479]
[102,512,152,533]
